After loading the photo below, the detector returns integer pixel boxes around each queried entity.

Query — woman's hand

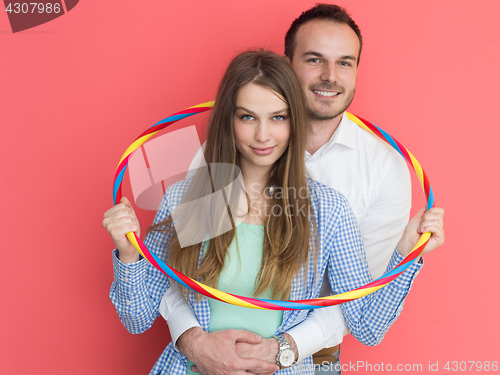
[102,197,141,263]
[397,206,445,258]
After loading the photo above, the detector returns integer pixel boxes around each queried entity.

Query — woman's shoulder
[161,176,194,209]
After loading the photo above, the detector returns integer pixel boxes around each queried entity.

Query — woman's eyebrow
[235,107,288,115]
[271,108,289,115]
[235,106,255,114]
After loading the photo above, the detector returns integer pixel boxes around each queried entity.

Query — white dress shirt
[159,112,412,362]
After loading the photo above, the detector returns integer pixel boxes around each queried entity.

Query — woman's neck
[239,163,272,225]
[239,162,271,197]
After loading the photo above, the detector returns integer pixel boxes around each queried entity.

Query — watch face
[279,348,295,367]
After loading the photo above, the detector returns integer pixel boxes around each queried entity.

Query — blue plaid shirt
[110,178,422,375]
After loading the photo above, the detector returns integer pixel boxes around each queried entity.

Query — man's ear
[283,54,291,64]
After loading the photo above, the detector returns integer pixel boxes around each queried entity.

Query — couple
[103,4,444,375]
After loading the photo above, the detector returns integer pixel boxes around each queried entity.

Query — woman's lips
[250,146,276,155]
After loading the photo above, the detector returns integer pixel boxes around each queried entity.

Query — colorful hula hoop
[113,102,434,310]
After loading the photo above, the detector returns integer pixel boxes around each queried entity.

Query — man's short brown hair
[284,3,363,65]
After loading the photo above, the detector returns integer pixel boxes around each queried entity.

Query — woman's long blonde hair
[148,50,316,300]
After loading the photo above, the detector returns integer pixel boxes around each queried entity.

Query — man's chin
[307,98,354,122]
[307,109,344,122]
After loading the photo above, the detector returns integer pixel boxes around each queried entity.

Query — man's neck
[306,113,343,155]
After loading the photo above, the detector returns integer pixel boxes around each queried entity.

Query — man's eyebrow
[302,51,324,58]
[302,51,357,62]
[340,55,357,62]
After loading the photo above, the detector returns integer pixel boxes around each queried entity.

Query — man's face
[290,20,360,122]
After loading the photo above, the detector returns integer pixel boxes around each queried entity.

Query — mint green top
[186,222,283,375]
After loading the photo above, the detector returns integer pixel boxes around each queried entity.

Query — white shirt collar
[327,112,356,150]
[306,112,356,158]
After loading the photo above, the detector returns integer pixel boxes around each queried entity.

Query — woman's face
[233,83,291,175]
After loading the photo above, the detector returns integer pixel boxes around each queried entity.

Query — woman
[103,51,440,374]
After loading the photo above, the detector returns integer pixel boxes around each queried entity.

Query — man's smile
[312,89,341,98]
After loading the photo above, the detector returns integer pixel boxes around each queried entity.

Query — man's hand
[235,333,298,364]
[397,206,445,257]
[177,327,280,375]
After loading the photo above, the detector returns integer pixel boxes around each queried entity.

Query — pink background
[1,0,499,373]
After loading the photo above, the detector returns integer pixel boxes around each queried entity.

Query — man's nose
[320,63,338,83]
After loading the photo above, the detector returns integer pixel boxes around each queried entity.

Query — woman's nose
[255,122,271,143]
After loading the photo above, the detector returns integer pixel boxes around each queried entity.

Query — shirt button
[123,278,129,283]
[124,270,130,275]
[126,300,132,306]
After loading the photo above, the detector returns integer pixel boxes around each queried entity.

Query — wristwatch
[273,334,296,368]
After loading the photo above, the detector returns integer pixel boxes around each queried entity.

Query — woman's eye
[273,115,287,121]
[241,114,254,120]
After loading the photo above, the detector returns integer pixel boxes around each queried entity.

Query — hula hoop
[112,102,434,310]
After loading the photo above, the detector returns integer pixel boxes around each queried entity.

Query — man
[153,4,444,374]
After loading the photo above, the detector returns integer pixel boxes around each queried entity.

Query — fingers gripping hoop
[112,102,434,310]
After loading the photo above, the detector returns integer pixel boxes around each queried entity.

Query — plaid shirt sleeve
[321,185,423,346]
[109,182,183,335]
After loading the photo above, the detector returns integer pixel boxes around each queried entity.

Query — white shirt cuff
[287,316,325,363]
[287,307,347,363]
[159,288,201,351]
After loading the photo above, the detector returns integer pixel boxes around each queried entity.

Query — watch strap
[273,334,294,368]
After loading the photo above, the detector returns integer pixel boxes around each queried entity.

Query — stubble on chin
[307,107,341,121]
[306,89,355,122]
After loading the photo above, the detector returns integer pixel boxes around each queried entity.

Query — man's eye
[308,58,320,63]
[339,61,351,67]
